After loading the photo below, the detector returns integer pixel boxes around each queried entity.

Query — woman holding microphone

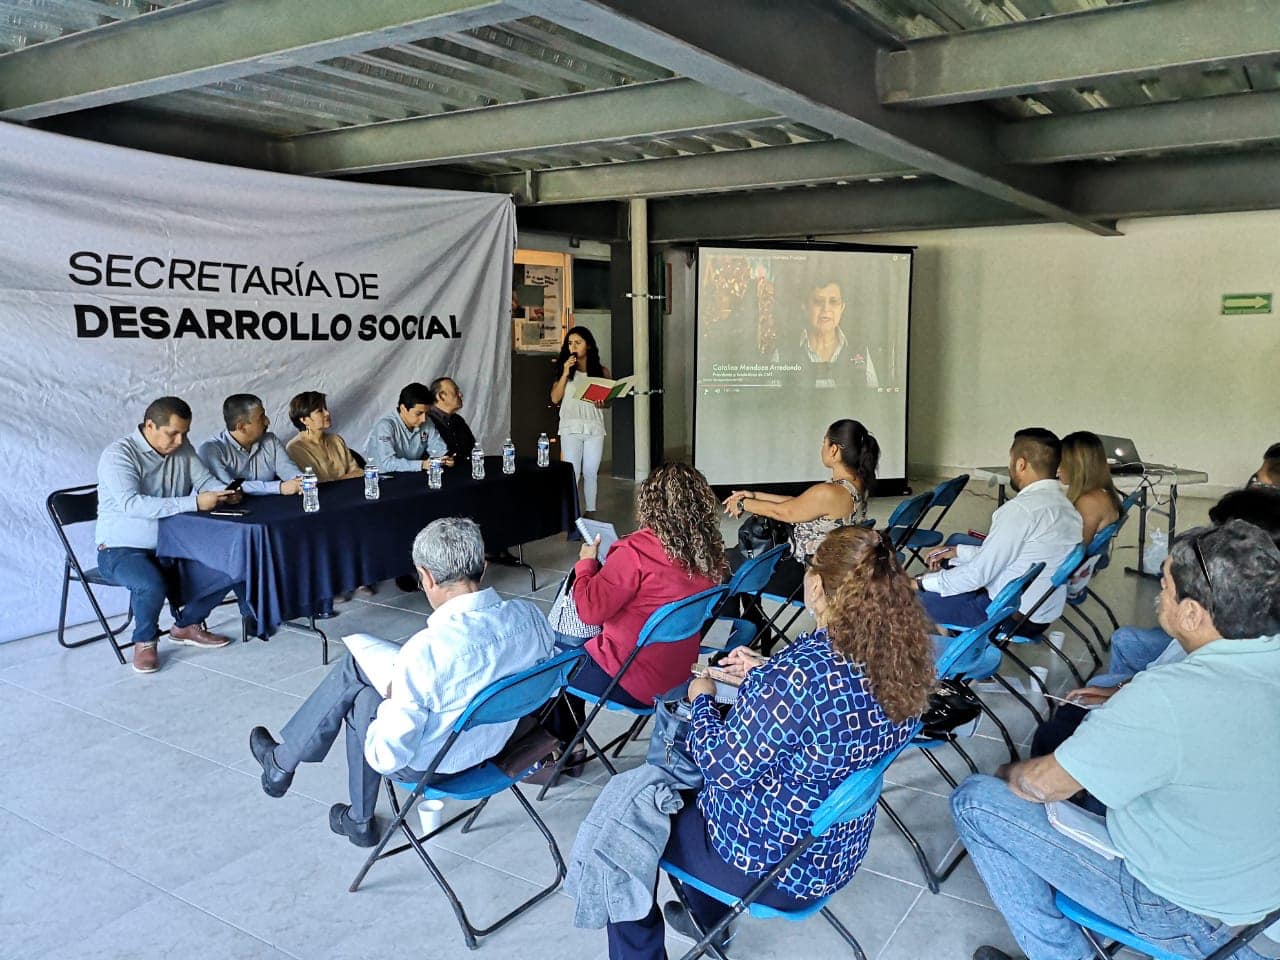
[551,326,610,516]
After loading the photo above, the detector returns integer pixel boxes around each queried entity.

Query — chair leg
[1060,615,1103,673]
[877,795,968,895]
[61,571,134,664]
[536,703,617,802]
[1085,586,1121,635]
[669,876,735,960]
[820,906,869,960]
[967,688,1021,765]
[919,745,961,789]
[460,797,489,834]
[1064,609,1106,667]
[945,737,980,776]
[988,671,1045,725]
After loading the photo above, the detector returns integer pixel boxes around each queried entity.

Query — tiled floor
[0,474,1204,960]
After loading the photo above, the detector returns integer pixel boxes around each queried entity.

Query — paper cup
[416,798,445,835]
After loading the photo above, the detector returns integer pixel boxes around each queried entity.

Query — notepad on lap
[1046,800,1123,860]
[575,518,618,560]
[342,633,402,696]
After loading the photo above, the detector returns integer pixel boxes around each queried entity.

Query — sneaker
[169,623,231,648]
[132,641,159,674]
[329,803,381,847]
[249,726,293,798]
[354,584,376,598]
[663,900,735,953]
[395,574,418,592]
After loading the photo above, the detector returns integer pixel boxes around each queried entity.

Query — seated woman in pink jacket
[570,461,726,710]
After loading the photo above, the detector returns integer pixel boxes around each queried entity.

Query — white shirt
[557,375,606,437]
[364,588,555,776]
[922,477,1082,624]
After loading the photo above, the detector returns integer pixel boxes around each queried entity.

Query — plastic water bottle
[537,432,550,468]
[301,467,319,513]
[470,445,485,480]
[502,438,516,475]
[363,464,380,500]
[428,458,444,489]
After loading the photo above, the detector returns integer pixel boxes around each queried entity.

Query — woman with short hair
[284,391,364,483]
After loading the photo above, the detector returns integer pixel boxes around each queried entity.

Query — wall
[843,211,1280,496]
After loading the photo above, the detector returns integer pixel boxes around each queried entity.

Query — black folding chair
[45,484,134,665]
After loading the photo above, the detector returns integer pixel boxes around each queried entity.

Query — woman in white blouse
[551,326,610,515]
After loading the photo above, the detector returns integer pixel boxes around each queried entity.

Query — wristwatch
[915,575,926,591]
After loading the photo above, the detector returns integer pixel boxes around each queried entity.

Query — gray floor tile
[0,807,161,960]
[136,682,304,766]
[65,658,270,731]
[166,630,333,683]
[877,882,1020,960]
[35,894,294,960]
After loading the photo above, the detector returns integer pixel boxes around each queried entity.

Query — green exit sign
[1221,293,1272,315]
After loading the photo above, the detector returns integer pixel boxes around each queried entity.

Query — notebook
[1046,800,1123,860]
[575,518,618,560]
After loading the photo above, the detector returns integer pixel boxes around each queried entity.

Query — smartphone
[211,509,248,517]
[226,478,245,492]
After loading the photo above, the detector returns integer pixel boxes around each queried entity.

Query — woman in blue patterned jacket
[606,525,935,960]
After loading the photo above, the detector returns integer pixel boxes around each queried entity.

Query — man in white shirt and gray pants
[914,428,1082,636]
[248,517,555,846]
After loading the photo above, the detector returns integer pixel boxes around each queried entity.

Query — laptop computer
[1096,434,1145,474]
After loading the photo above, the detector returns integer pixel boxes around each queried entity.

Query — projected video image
[695,245,911,486]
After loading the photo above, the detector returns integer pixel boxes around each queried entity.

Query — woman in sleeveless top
[722,419,880,652]
[551,326,609,515]
[1058,430,1122,600]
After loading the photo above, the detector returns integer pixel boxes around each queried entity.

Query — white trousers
[559,433,605,512]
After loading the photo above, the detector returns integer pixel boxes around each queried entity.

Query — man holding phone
[96,396,243,674]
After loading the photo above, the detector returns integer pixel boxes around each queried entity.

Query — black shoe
[395,574,418,592]
[329,803,381,848]
[250,726,293,798]
[663,900,735,954]
[973,948,1023,960]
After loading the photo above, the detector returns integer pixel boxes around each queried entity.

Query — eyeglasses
[1190,533,1216,611]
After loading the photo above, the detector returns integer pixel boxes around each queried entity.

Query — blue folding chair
[661,720,924,960]
[885,490,935,550]
[705,543,788,655]
[995,544,1093,690]
[348,648,585,950]
[1055,892,1280,960]
[535,585,728,801]
[935,562,1049,732]
[877,603,1019,892]
[1069,511,1132,645]
[901,474,971,569]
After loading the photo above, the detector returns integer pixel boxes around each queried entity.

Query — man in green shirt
[953,519,1280,960]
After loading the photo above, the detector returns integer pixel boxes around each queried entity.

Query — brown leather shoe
[132,641,159,674]
[169,623,231,648]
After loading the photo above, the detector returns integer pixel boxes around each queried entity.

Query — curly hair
[808,526,935,723]
[636,461,727,583]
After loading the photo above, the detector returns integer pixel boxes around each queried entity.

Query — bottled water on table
[537,432,550,468]
[428,458,444,489]
[301,467,319,513]
[471,446,485,480]
[502,439,516,475]
[363,464,380,500]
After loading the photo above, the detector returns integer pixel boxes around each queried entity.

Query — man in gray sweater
[96,396,240,674]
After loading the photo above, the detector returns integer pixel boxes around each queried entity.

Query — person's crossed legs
[951,774,1264,960]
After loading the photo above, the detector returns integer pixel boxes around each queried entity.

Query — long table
[157,458,577,649]
[972,463,1209,578]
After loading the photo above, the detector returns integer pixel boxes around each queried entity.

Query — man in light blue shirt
[954,520,1280,960]
[248,517,555,847]
[198,394,303,496]
[96,396,241,674]
[363,381,450,474]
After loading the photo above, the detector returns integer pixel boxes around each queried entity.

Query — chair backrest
[935,603,1020,678]
[1120,488,1143,515]
[1048,543,1087,589]
[1086,512,1127,559]
[47,484,99,530]
[984,561,1046,617]
[811,721,923,836]
[724,544,787,597]
[636,585,730,649]
[885,491,934,547]
[454,647,585,733]
[924,474,970,529]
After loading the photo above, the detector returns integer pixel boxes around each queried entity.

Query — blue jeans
[951,775,1263,960]
[920,588,993,629]
[97,547,236,646]
[1091,626,1174,688]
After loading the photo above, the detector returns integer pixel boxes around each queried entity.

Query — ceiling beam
[513,0,1117,235]
[878,0,1280,109]
[649,180,1041,242]
[1000,91,1280,164]
[491,140,915,204]
[0,0,520,121]
[286,77,779,176]
[1074,151,1280,220]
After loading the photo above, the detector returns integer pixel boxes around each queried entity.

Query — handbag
[547,570,601,640]
[919,679,984,740]
[645,695,703,787]
[736,514,793,559]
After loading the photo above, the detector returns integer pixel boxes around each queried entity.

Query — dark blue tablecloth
[157,458,577,637]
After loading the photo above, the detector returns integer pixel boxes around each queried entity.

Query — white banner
[0,123,515,643]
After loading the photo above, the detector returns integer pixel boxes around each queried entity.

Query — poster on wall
[0,122,516,643]
[513,249,573,353]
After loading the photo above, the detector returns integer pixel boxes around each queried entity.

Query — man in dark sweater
[427,376,476,461]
